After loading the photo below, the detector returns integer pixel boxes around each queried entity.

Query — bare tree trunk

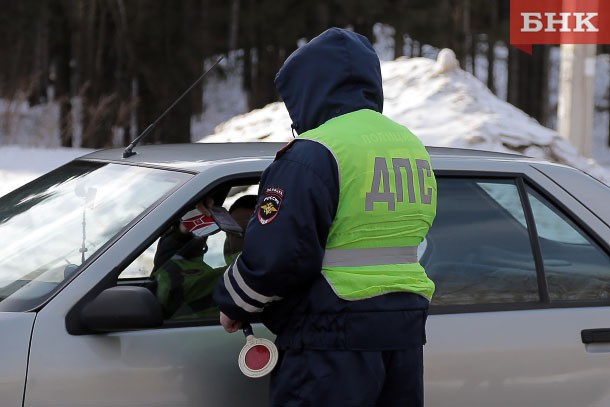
[442,0,464,66]
[392,0,408,58]
[49,1,74,147]
[316,2,331,33]
[508,46,549,124]
[248,46,282,109]
[229,0,240,51]
[112,0,137,144]
[191,0,209,118]
[486,0,499,94]
[79,0,120,149]
[243,47,252,97]
[470,33,476,76]
[507,46,518,108]
[28,2,49,106]
[79,0,97,147]
[486,40,496,95]
[606,45,610,148]
[463,0,476,75]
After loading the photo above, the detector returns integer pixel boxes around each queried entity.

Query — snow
[2,48,610,199]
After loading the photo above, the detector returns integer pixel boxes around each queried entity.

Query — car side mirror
[80,286,163,333]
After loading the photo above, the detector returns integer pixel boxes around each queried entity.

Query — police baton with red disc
[238,324,278,378]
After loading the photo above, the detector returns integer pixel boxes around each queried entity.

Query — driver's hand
[179,197,215,234]
[196,196,215,215]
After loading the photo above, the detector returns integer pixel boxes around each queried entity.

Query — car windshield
[0,161,190,309]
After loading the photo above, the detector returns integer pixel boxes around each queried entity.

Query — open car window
[118,182,259,321]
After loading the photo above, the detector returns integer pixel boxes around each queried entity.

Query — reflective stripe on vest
[322,246,418,267]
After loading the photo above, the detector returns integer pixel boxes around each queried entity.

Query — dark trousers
[269,347,424,407]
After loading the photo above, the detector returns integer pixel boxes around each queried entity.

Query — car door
[0,313,35,406]
[23,172,271,407]
[424,174,610,407]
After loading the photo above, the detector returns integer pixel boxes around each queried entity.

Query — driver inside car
[151,195,257,320]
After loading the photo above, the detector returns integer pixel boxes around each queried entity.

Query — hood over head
[274,27,383,134]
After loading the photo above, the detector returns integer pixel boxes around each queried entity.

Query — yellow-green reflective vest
[298,109,436,300]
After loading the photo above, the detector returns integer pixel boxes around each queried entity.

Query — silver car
[1,143,610,407]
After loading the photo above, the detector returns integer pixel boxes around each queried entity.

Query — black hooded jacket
[213,28,428,350]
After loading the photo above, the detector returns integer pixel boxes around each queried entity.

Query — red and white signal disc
[238,333,278,378]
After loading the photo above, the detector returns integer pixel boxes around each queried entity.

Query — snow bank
[201,49,610,184]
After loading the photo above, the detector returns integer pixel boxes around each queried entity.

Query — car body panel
[0,312,36,406]
[0,313,35,407]
[27,313,272,406]
[426,308,610,407]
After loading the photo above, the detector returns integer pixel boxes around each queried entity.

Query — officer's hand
[220,311,242,333]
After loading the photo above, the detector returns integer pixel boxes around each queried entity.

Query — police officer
[213,27,437,406]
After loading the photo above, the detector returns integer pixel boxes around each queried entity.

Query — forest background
[1,0,609,149]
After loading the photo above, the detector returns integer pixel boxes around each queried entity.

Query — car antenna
[123,56,224,158]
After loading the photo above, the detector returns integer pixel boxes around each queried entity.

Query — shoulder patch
[258,187,285,225]
[275,140,296,159]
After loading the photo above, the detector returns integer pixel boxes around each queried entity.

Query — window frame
[429,170,610,315]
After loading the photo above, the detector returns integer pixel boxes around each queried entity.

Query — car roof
[425,146,554,170]
[80,142,551,173]
[79,143,283,173]
[426,146,527,160]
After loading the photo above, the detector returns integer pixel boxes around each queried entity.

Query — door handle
[581,329,610,344]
